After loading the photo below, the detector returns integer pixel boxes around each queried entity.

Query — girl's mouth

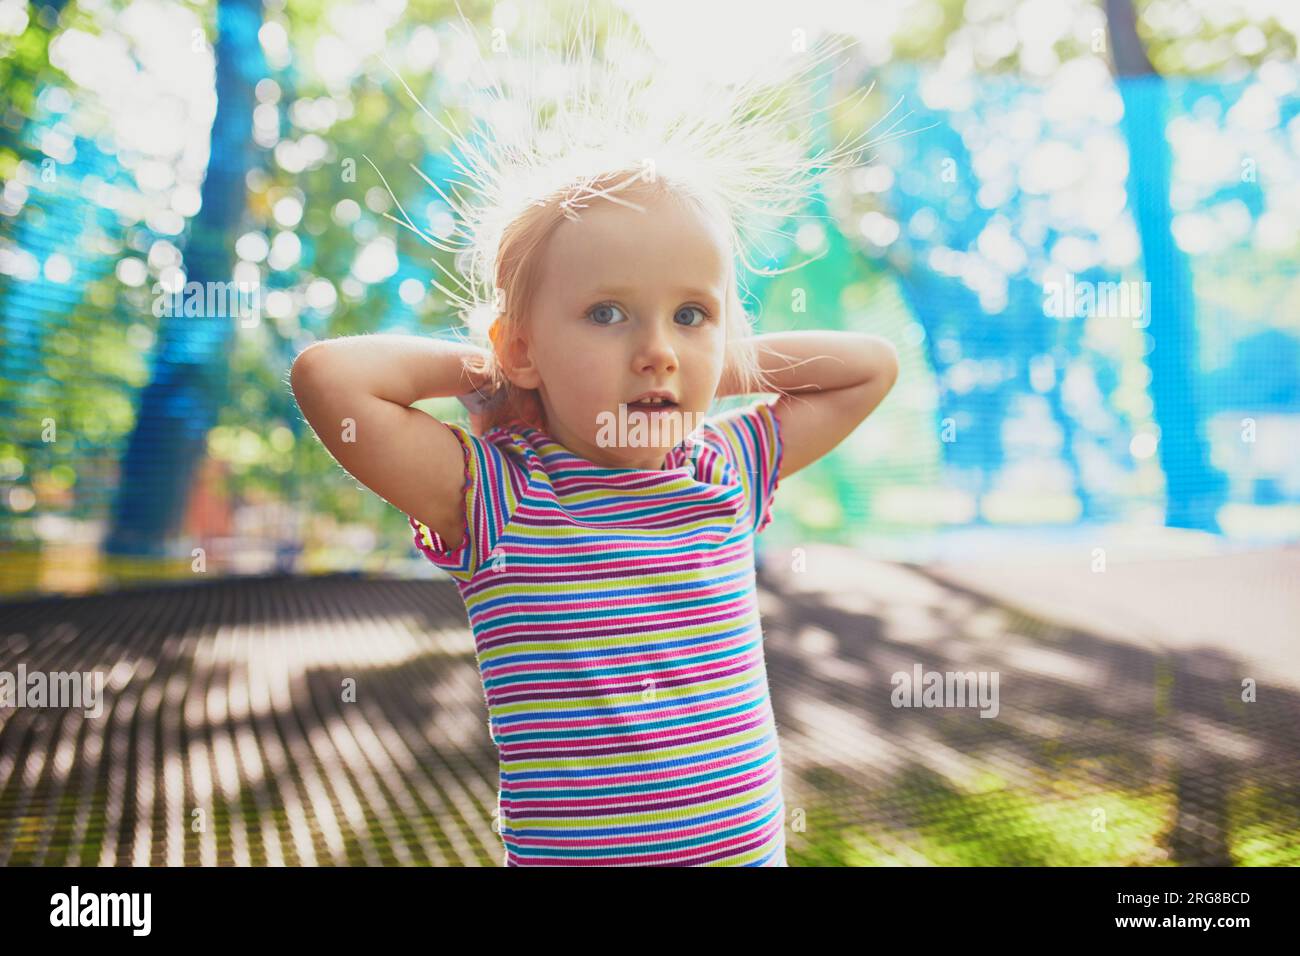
[626,400,678,413]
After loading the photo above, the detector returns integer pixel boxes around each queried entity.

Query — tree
[106,0,266,556]
[1104,0,1226,531]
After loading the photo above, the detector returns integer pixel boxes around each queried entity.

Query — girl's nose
[635,323,678,373]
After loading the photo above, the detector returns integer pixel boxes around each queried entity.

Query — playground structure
[2,540,1297,866]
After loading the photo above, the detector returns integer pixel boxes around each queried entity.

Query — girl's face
[508,189,730,469]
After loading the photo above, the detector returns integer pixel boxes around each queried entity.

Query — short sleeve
[406,421,529,583]
[700,398,785,535]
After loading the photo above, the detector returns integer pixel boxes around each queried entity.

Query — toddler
[292,21,900,865]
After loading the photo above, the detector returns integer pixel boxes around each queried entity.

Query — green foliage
[2,0,1297,569]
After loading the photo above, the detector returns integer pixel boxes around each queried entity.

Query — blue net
[2,41,1299,589]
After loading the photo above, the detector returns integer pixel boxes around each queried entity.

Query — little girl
[291,22,899,866]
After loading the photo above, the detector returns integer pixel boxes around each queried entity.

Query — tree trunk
[1105,0,1226,531]
[106,0,265,556]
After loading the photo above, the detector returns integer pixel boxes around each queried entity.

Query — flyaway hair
[371,3,917,431]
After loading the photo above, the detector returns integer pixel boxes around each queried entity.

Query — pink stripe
[486,634,757,679]
[511,804,776,850]
[472,594,755,632]
[499,707,766,748]
[486,670,763,706]
[507,816,785,866]
[503,754,777,800]
[472,603,756,648]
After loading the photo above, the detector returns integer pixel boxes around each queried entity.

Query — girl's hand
[458,382,508,435]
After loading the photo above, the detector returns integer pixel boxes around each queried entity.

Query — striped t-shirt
[407,399,787,866]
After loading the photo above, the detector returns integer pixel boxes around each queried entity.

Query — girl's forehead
[544,194,731,279]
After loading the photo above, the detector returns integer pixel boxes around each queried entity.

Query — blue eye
[675,306,708,327]
[587,302,711,327]
[588,302,627,326]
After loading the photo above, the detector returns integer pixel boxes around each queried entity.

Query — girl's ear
[496,348,538,390]
[488,317,534,389]
[501,331,543,390]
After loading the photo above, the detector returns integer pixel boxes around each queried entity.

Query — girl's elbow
[868,337,900,388]
[290,344,331,397]
[857,342,899,416]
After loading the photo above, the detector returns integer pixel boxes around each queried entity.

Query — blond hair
[376,8,908,434]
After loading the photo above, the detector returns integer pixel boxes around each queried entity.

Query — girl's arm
[718,331,899,480]
[289,334,493,547]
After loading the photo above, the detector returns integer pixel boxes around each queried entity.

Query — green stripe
[464,554,751,599]
[489,667,764,717]
[500,722,773,771]
[475,610,759,662]
[507,783,781,830]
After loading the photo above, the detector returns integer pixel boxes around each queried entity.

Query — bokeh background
[1,0,1298,867]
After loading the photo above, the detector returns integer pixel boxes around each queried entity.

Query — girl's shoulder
[474,419,547,474]
[693,399,784,535]
[694,399,782,467]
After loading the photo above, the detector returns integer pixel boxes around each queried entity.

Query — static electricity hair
[375,6,911,434]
